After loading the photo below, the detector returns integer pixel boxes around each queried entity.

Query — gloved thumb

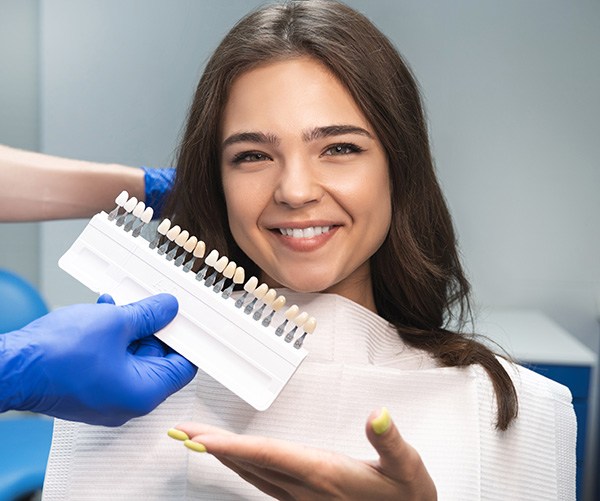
[120,293,179,342]
[97,293,116,304]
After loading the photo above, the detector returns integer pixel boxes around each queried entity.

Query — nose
[273,159,323,209]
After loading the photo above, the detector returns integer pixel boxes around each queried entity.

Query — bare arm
[0,144,145,222]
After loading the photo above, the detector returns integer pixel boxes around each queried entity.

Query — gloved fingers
[120,293,179,342]
[162,353,197,389]
[97,293,116,304]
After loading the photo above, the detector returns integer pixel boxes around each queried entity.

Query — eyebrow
[221,124,373,149]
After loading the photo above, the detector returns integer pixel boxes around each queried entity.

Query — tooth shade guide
[61,205,317,410]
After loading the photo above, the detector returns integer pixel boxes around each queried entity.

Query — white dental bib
[42,292,575,500]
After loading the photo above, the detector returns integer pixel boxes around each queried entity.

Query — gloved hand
[0,293,197,426]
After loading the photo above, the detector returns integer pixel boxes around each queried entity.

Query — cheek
[222,173,265,238]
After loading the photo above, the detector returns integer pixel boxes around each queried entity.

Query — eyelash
[231,151,270,164]
[322,143,364,156]
[230,142,364,164]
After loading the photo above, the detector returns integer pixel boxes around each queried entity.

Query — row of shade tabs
[107,191,317,349]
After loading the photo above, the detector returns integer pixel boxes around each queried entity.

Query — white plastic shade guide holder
[59,191,317,411]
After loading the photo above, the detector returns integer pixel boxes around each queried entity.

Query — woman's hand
[170,408,437,500]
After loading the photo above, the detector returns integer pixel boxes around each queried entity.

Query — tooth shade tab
[157,218,171,235]
[175,230,190,247]
[108,190,129,220]
[214,256,229,273]
[293,311,309,327]
[123,196,138,213]
[222,261,237,279]
[193,241,206,258]
[204,249,219,267]
[140,207,154,224]
[262,289,277,306]
[115,190,129,206]
[183,235,198,253]
[303,316,317,334]
[244,276,259,293]
[253,283,268,299]
[272,295,286,311]
[284,305,300,321]
[132,201,146,218]
[233,267,245,284]
[166,225,181,242]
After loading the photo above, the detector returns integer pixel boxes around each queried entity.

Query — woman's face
[220,57,391,310]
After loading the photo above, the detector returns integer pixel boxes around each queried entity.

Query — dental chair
[0,269,53,501]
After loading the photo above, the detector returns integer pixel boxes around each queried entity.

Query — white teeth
[278,226,332,238]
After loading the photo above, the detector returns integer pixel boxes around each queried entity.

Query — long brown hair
[165,0,518,430]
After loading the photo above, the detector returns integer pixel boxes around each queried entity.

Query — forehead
[220,56,372,136]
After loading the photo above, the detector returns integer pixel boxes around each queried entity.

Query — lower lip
[270,227,339,252]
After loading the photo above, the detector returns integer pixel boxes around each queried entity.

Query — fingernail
[184,439,207,453]
[371,407,391,435]
[167,428,189,441]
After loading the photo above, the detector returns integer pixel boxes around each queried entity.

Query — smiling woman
[220,57,391,306]
[40,1,576,500]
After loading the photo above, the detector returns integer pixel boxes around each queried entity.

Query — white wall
[36,0,600,353]
[0,0,40,286]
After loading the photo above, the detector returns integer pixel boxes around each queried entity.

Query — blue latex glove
[0,293,197,426]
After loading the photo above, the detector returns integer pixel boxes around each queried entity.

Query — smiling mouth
[277,226,334,238]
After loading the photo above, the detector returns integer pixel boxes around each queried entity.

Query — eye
[231,151,271,164]
[322,143,364,156]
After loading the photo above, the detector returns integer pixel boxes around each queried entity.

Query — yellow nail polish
[167,428,189,441]
[184,439,207,453]
[371,407,391,435]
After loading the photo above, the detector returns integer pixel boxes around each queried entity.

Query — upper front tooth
[280,226,331,237]
[303,227,315,238]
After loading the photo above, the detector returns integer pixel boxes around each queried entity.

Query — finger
[217,455,294,501]
[175,422,236,438]
[365,408,425,482]
[120,293,179,341]
[160,354,197,391]
[182,432,317,480]
[97,293,115,304]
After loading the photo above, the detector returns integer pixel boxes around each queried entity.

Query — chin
[275,274,338,294]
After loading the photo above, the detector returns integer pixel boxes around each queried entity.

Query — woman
[42,1,575,499]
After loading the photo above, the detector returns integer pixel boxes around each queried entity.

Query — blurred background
[1,1,598,499]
